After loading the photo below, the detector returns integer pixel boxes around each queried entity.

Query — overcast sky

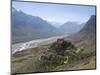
[12,1,96,24]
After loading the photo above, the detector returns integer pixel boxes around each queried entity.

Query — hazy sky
[12,1,96,24]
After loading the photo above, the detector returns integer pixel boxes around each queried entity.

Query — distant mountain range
[48,21,63,28]
[12,7,95,47]
[12,8,63,43]
[67,15,96,51]
[60,21,85,34]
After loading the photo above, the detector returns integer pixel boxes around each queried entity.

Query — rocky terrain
[12,38,96,74]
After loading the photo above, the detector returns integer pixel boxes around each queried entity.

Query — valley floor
[11,44,96,74]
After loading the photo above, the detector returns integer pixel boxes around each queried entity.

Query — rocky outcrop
[39,38,77,66]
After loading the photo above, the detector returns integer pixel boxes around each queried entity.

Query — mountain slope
[12,8,62,43]
[67,15,96,51]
